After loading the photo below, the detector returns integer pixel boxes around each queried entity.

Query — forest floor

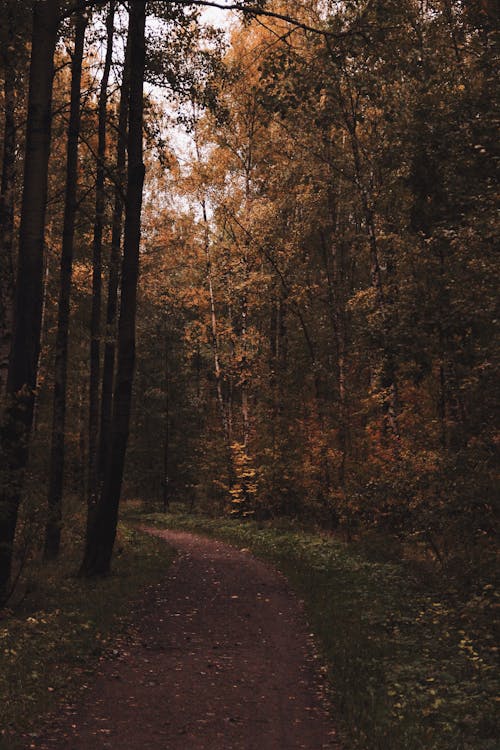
[31,528,339,750]
[2,507,497,750]
[138,510,498,750]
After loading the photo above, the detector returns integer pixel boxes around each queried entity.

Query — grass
[136,506,498,750]
[0,519,175,749]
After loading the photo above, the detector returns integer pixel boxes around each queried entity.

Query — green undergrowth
[136,507,498,750]
[0,521,175,749]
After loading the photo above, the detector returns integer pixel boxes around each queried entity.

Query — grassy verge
[137,507,498,750]
[0,521,175,749]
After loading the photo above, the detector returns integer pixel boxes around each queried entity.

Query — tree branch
[179,1,362,39]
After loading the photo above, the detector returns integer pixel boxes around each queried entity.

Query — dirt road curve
[34,528,339,749]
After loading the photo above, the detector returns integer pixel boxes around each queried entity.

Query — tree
[0,0,21,401]
[97,24,131,487]
[44,5,88,559]
[88,0,116,509]
[80,0,147,576]
[0,0,61,604]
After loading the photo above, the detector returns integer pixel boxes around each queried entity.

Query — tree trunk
[240,293,250,450]
[78,376,87,502]
[192,124,232,453]
[0,0,60,605]
[88,1,115,511]
[203,207,236,497]
[205,217,230,445]
[97,24,131,486]
[44,8,87,560]
[32,246,51,434]
[348,121,401,443]
[162,335,170,512]
[319,227,349,492]
[0,2,16,403]
[80,0,146,577]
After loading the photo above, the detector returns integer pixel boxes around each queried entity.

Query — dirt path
[34,529,339,749]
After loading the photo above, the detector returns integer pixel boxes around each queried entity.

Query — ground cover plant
[0,521,175,749]
[138,507,498,750]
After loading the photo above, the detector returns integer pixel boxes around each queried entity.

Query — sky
[201,6,228,26]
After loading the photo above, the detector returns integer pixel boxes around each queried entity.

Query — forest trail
[34,529,339,749]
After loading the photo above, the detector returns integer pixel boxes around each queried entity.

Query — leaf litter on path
[33,529,339,749]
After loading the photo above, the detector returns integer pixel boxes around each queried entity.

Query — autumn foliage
[132,1,498,565]
[0,0,498,598]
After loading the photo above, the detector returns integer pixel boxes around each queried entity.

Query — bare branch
[178,1,363,39]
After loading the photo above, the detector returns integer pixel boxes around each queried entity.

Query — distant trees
[132,0,498,557]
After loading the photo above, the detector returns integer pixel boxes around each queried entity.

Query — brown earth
[32,528,340,749]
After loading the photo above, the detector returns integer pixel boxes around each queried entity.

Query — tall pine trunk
[0,1,16,402]
[0,0,60,605]
[80,0,146,577]
[88,1,115,510]
[44,8,87,560]
[97,28,131,486]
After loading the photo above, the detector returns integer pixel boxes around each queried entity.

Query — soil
[32,528,340,749]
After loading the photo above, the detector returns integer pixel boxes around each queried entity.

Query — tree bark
[44,7,87,560]
[192,123,232,451]
[0,0,61,605]
[80,0,146,577]
[162,335,170,512]
[205,211,231,445]
[0,2,16,403]
[97,25,131,486]
[88,0,115,510]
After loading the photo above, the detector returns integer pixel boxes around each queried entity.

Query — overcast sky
[201,4,236,29]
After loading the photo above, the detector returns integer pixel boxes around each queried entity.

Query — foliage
[126,0,499,569]
[228,441,259,516]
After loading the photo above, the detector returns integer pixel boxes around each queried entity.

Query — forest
[0,1,498,749]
